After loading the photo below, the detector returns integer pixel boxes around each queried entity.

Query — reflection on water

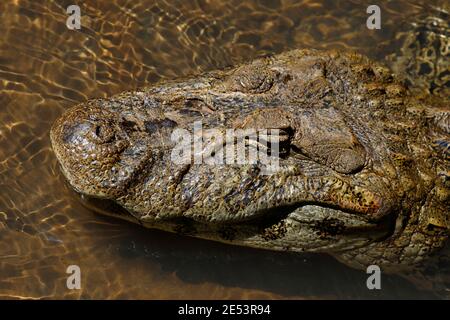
[0,0,448,299]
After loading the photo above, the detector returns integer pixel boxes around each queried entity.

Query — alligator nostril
[90,122,115,143]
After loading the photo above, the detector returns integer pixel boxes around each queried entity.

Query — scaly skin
[387,6,449,99]
[50,49,449,273]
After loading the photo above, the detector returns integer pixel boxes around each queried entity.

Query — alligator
[50,47,449,273]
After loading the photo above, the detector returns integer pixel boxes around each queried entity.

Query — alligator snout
[50,104,154,198]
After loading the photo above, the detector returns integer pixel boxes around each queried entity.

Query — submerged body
[51,49,449,272]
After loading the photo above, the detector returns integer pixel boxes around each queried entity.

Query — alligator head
[50,49,449,272]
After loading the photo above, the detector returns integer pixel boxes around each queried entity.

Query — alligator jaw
[77,191,396,253]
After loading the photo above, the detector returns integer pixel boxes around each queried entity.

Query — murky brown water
[0,0,448,299]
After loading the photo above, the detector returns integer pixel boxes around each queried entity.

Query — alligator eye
[224,59,276,94]
[238,71,274,93]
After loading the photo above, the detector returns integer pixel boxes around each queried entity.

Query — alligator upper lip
[212,168,394,224]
